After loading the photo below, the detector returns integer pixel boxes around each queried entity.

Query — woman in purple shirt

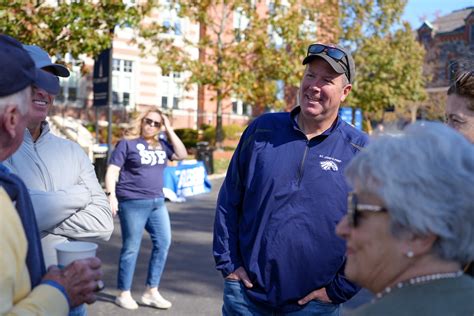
[105,108,187,310]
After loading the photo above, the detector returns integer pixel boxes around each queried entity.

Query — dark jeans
[223,279,340,316]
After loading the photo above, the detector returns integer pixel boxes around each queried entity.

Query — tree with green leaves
[0,1,151,62]
[339,0,427,130]
[140,0,336,147]
[348,23,427,126]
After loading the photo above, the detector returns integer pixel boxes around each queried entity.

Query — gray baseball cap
[302,43,355,84]
[23,44,70,77]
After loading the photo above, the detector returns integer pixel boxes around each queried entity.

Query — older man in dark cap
[213,43,367,315]
[0,34,103,315]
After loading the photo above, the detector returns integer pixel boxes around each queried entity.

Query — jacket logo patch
[320,160,339,171]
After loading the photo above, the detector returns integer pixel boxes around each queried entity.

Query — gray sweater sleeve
[28,184,91,232]
[50,147,114,241]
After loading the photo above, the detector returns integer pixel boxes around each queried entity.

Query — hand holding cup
[40,242,104,307]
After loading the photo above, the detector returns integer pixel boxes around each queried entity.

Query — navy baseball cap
[0,35,60,97]
[23,45,70,77]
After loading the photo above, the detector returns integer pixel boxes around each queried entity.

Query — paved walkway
[88,177,225,316]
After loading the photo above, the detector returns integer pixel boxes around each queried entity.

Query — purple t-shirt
[110,137,174,200]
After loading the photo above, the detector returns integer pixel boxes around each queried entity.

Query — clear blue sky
[402,0,473,28]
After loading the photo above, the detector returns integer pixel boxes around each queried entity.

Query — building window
[123,60,133,72]
[162,19,182,36]
[420,33,431,46]
[173,97,179,109]
[232,101,238,114]
[174,21,182,35]
[233,7,249,42]
[470,24,474,42]
[57,57,80,105]
[123,92,130,106]
[162,96,168,109]
[112,59,134,106]
[112,59,120,71]
[244,103,252,116]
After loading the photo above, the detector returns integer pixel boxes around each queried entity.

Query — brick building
[417,6,474,89]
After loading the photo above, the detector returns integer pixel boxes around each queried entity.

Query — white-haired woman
[105,108,187,310]
[336,122,474,316]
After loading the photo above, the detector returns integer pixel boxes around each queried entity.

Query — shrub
[202,125,217,145]
[223,124,245,140]
[175,128,198,149]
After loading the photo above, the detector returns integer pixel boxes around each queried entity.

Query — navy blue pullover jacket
[213,107,368,312]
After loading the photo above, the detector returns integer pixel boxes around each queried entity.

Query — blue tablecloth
[163,160,212,201]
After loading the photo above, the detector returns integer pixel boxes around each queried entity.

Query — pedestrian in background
[445,67,474,277]
[4,45,113,268]
[213,43,367,315]
[337,122,474,316]
[0,34,103,316]
[105,108,187,310]
[446,69,474,143]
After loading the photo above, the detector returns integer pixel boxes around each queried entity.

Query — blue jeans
[69,304,87,316]
[117,198,171,291]
[223,280,340,316]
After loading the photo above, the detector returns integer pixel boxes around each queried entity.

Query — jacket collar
[24,120,50,144]
[290,106,341,137]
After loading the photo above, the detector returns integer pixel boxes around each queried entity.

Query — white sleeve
[51,147,114,240]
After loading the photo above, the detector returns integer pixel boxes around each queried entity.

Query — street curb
[208,173,226,180]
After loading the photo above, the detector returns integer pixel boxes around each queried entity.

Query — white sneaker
[141,291,172,309]
[115,295,139,310]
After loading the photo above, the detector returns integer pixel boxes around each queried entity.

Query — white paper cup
[55,241,98,267]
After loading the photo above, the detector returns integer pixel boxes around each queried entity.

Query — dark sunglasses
[307,44,350,82]
[143,118,162,128]
[347,192,387,227]
[455,71,473,86]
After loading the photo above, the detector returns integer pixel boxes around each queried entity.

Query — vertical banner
[93,48,111,107]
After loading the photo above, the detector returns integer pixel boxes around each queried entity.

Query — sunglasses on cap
[347,192,387,228]
[307,44,351,82]
[143,118,162,128]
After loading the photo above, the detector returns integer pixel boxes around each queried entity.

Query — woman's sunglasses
[143,118,162,128]
[347,192,387,227]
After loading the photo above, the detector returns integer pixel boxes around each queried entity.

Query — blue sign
[339,107,363,130]
[163,161,212,202]
[93,49,111,107]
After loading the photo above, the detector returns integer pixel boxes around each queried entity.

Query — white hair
[0,86,31,115]
[345,121,474,264]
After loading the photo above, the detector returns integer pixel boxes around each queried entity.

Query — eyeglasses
[347,192,387,228]
[307,44,351,82]
[143,118,162,128]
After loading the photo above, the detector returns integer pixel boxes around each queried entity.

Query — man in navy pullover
[213,43,368,315]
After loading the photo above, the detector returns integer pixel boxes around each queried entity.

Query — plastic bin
[195,141,214,175]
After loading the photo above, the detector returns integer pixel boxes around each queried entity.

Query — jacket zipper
[297,140,309,186]
[33,135,55,191]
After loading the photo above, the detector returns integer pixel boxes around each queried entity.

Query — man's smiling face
[298,58,351,124]
[29,85,54,127]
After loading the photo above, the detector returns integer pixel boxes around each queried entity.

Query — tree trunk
[410,104,418,123]
[215,88,223,149]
